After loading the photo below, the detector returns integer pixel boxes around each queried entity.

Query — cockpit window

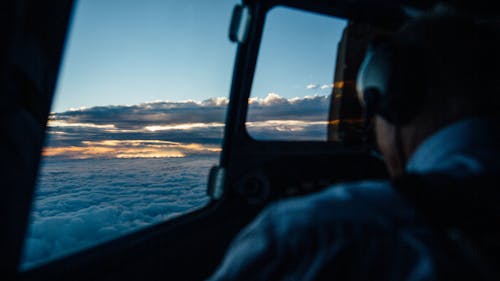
[21,0,237,269]
[246,7,348,141]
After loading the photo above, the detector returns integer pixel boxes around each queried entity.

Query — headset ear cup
[358,42,430,126]
[357,44,395,123]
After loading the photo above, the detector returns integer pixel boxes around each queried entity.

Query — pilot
[208,6,500,281]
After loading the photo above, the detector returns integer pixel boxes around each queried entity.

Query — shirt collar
[406,117,500,174]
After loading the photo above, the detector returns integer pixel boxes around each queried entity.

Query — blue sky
[53,0,347,113]
[53,0,238,112]
[252,7,346,100]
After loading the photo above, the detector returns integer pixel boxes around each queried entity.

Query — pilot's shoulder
[261,180,415,233]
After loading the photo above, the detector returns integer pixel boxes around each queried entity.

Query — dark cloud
[51,94,328,127]
[246,121,328,141]
[247,94,330,122]
[53,98,229,129]
[45,94,330,158]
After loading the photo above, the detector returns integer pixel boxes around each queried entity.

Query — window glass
[21,0,236,269]
[246,7,347,141]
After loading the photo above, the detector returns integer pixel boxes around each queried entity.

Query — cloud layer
[46,93,331,158]
[22,93,331,268]
[22,156,216,269]
[247,94,330,140]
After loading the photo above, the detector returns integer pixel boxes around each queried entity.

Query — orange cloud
[42,140,221,159]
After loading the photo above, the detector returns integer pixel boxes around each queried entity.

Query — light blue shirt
[208,117,500,281]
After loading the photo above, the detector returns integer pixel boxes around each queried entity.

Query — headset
[356,40,433,126]
[355,38,437,165]
[355,13,491,165]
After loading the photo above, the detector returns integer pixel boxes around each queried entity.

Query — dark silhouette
[208,5,500,281]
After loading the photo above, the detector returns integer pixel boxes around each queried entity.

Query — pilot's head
[356,8,500,177]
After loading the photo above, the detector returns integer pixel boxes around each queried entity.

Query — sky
[53,0,239,112]
[52,0,347,113]
[252,7,346,100]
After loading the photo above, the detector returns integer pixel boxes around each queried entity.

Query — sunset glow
[43,94,332,159]
[42,140,221,159]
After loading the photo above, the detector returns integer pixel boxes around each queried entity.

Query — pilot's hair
[360,7,500,126]
[401,10,500,120]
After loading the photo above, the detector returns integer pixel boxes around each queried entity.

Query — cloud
[44,94,331,158]
[306,84,318,90]
[144,122,224,132]
[45,99,229,158]
[49,94,328,128]
[247,93,330,122]
[42,140,221,159]
[51,98,228,130]
[248,93,290,106]
[246,93,331,140]
[246,120,329,141]
[47,120,117,129]
[22,156,216,268]
[307,83,334,91]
